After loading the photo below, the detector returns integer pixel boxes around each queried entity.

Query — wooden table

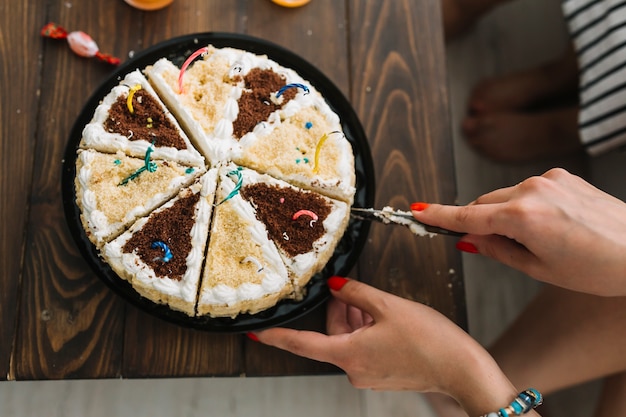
[2,0,465,380]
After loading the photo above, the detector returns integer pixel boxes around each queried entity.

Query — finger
[469,185,516,205]
[254,327,346,365]
[413,203,515,236]
[327,297,353,335]
[330,279,400,320]
[464,234,541,277]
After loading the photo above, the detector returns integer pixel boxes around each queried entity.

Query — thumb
[327,276,397,320]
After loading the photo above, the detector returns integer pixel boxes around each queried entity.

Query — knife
[350,207,464,237]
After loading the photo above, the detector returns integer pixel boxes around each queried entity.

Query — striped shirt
[563,0,626,155]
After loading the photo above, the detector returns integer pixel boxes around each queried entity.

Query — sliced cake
[232,104,356,203]
[144,46,243,164]
[236,165,350,292]
[197,164,292,318]
[102,169,218,316]
[75,148,204,248]
[81,69,204,166]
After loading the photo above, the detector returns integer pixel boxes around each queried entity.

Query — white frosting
[81,69,204,166]
[236,165,349,278]
[199,165,289,307]
[104,169,218,307]
[83,44,357,316]
[77,148,204,247]
[378,206,435,237]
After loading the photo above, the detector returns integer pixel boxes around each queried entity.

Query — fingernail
[247,332,259,342]
[410,202,429,212]
[456,241,479,254]
[327,276,348,291]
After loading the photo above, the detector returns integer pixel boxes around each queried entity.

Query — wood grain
[349,0,466,324]
[0,0,47,380]
[12,0,142,379]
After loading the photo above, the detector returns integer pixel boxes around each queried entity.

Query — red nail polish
[247,332,259,342]
[410,202,429,212]
[327,276,348,291]
[456,241,479,254]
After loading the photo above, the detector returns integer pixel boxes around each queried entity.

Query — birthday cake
[75,44,355,318]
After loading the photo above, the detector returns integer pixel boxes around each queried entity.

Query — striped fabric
[563,0,626,155]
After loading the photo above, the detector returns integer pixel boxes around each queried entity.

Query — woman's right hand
[413,168,626,296]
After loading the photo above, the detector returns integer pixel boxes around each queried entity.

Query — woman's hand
[253,277,520,416]
[413,168,626,296]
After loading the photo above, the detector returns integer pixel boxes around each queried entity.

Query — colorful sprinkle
[216,167,243,205]
[185,167,195,174]
[146,117,153,128]
[114,159,121,165]
[126,84,142,114]
[305,121,313,129]
[127,130,134,139]
[283,232,289,241]
[280,198,285,203]
[275,83,310,98]
[292,209,319,221]
[241,256,264,273]
[313,131,343,173]
[151,241,173,262]
[178,46,209,94]
[118,144,157,186]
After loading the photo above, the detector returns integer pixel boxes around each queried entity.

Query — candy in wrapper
[40,22,121,65]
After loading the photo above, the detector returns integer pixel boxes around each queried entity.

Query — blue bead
[511,400,524,414]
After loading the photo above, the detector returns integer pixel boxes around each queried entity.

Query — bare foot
[442,0,511,41]
[462,107,582,163]
[468,47,579,114]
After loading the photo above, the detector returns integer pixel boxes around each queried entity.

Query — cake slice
[102,169,218,316]
[81,69,204,167]
[232,103,356,203]
[75,148,204,248]
[144,46,243,165]
[197,164,292,318]
[145,45,312,166]
[236,165,350,292]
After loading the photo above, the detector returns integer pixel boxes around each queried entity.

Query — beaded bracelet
[479,388,543,417]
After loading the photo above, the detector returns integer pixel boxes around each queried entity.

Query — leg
[460,45,581,162]
[467,45,578,114]
[462,106,581,163]
[442,0,513,41]
[490,285,626,394]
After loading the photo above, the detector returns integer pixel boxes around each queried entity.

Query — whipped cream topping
[81,69,204,166]
[236,165,349,278]
[199,164,290,307]
[104,169,218,308]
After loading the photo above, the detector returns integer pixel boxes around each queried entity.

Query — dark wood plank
[123,306,241,377]
[13,1,143,379]
[245,311,339,376]
[349,0,466,325]
[0,0,48,380]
